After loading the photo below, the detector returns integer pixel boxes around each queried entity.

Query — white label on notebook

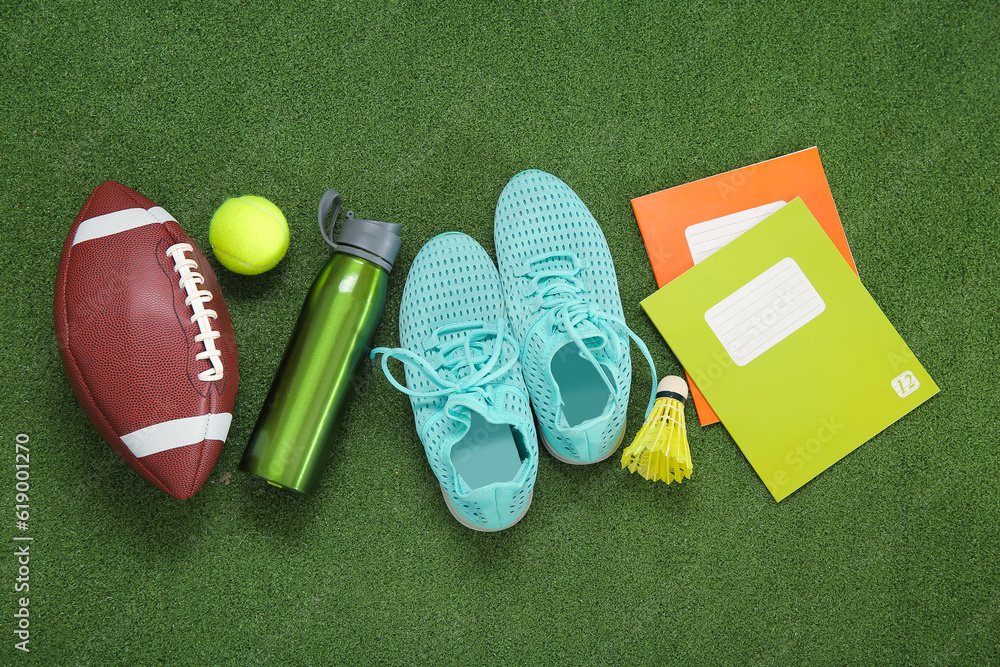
[705,257,825,366]
[685,200,787,265]
[891,371,920,398]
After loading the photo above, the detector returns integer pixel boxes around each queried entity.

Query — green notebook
[642,198,939,501]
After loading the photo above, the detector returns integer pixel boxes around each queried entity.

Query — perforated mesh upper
[494,170,626,338]
[389,232,538,530]
[494,170,633,463]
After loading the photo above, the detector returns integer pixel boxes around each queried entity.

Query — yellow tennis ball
[209,196,289,275]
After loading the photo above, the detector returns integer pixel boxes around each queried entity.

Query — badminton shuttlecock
[621,375,692,483]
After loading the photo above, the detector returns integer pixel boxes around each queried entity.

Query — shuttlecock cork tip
[656,375,688,400]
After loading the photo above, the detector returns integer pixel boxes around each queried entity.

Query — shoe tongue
[441,386,520,442]
[528,315,612,362]
[443,391,487,426]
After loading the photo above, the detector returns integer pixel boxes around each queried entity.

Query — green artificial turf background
[2,1,998,664]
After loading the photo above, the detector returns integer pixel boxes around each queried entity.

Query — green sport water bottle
[239,189,402,493]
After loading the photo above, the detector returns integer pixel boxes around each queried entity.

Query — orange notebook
[631,147,857,425]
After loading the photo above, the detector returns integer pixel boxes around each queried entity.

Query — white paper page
[705,257,825,366]
[685,201,787,265]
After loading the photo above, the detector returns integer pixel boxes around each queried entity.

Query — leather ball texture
[54,181,239,499]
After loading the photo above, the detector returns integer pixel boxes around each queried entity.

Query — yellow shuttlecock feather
[621,375,692,483]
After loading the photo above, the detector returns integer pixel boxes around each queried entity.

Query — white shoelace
[165,243,224,382]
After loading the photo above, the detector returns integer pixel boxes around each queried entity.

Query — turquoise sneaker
[494,170,657,464]
[371,232,538,531]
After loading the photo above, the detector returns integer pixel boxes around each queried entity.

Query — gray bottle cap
[318,189,403,273]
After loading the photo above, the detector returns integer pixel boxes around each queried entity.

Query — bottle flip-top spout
[318,188,402,273]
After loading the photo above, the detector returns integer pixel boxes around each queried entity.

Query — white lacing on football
[165,243,224,381]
